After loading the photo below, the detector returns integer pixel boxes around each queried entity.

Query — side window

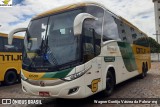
[133,31,149,47]
[115,20,128,42]
[115,18,149,47]
[85,6,104,36]
[115,20,134,43]
[103,11,120,41]
[3,37,10,52]
[3,38,23,52]
[0,37,4,51]
[12,38,23,52]
[82,6,104,62]
[124,24,133,43]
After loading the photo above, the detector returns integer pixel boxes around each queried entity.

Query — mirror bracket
[8,28,27,45]
[73,13,98,36]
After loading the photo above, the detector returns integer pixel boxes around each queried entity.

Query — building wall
[153,0,160,43]
[151,53,160,61]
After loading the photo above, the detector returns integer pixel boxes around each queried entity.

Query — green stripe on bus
[117,42,137,72]
[41,68,73,79]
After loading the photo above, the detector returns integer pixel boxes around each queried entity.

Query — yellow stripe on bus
[22,69,58,80]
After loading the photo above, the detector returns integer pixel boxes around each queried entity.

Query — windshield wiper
[42,36,59,66]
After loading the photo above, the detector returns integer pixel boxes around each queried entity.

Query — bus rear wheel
[140,64,146,79]
[4,70,17,85]
[104,71,115,96]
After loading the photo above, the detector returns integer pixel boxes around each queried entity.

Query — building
[153,0,160,43]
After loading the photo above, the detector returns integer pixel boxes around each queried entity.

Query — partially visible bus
[7,2,150,98]
[0,33,23,85]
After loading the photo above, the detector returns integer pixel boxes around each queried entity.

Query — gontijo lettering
[0,54,22,61]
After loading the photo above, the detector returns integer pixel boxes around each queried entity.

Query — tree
[148,37,160,53]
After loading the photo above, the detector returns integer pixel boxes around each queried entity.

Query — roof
[32,1,149,37]
[0,32,24,39]
[32,2,105,20]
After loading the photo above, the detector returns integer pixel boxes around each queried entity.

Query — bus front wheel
[104,71,115,96]
[4,70,17,85]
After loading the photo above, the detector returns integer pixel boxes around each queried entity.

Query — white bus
[7,2,151,98]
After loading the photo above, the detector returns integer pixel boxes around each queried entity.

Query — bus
[0,33,23,85]
[7,2,151,98]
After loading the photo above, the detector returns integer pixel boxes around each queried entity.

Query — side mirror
[73,13,98,36]
[8,28,27,45]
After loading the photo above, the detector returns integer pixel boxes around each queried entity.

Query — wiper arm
[46,47,58,65]
[43,37,58,66]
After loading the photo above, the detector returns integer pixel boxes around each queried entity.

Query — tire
[104,71,115,96]
[17,71,21,83]
[145,63,148,75]
[4,71,17,85]
[140,64,146,79]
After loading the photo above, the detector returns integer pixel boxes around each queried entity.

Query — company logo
[0,0,12,7]
[88,78,101,93]
[40,81,45,87]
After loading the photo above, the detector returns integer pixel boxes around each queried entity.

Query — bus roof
[32,2,102,20]
[32,2,149,37]
[0,32,24,39]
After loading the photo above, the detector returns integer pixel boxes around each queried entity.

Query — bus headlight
[21,71,27,81]
[62,65,92,81]
[63,70,86,81]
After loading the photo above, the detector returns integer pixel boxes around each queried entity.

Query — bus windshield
[23,9,83,72]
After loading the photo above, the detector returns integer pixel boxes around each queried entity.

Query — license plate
[39,91,50,96]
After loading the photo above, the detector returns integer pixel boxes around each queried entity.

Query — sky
[0,0,156,39]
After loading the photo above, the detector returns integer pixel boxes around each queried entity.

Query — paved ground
[0,62,160,107]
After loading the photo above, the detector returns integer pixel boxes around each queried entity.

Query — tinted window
[132,32,149,47]
[0,37,4,51]
[13,38,23,51]
[115,18,149,47]
[115,20,127,42]
[103,11,120,41]
[82,6,103,62]
[47,9,82,65]
[3,37,23,52]
[85,6,104,37]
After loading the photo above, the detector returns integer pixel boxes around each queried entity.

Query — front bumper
[21,76,86,99]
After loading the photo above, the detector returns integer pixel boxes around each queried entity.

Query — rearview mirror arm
[8,28,27,45]
[73,13,98,36]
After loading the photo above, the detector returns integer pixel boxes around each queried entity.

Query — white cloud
[0,0,156,39]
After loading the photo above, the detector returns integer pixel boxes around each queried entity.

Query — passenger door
[82,5,104,96]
